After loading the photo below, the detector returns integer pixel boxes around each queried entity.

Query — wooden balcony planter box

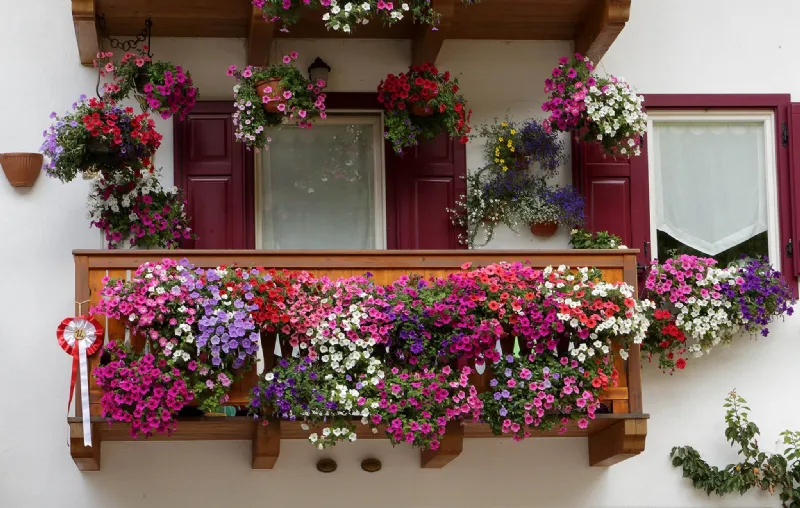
[68,249,648,471]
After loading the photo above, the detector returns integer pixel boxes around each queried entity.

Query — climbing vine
[670,391,800,507]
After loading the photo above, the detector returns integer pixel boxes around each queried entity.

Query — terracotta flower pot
[530,221,558,237]
[0,152,43,187]
[410,103,434,116]
[256,78,285,114]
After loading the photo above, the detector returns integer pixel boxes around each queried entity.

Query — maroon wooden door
[174,102,254,249]
[574,138,650,266]
[386,134,467,250]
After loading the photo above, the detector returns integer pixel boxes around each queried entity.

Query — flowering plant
[227,52,327,149]
[252,0,480,34]
[378,63,471,154]
[41,95,162,182]
[481,352,613,438]
[88,169,196,249]
[569,229,626,250]
[92,259,261,412]
[448,168,521,248]
[517,118,565,179]
[542,53,646,157]
[643,255,794,368]
[94,342,193,438]
[475,119,525,172]
[510,182,585,230]
[95,47,199,120]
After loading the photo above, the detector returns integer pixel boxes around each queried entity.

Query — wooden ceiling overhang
[72,0,631,66]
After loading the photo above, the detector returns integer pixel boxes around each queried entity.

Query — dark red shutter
[790,103,800,276]
[174,102,254,249]
[574,137,650,266]
[386,134,467,250]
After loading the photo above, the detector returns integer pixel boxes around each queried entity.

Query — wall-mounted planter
[0,152,43,187]
[530,221,559,237]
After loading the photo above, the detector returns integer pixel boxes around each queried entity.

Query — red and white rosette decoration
[57,316,103,447]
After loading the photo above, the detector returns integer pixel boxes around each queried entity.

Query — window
[255,115,386,250]
[647,111,781,268]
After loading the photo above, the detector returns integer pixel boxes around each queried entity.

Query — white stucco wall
[1,1,799,507]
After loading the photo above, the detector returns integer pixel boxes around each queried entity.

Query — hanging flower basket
[0,152,43,187]
[378,62,472,155]
[227,52,327,149]
[256,78,285,114]
[134,66,150,94]
[530,221,559,237]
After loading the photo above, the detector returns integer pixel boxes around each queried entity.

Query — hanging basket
[256,78,285,114]
[410,103,434,116]
[515,154,529,168]
[134,66,150,94]
[529,221,558,237]
[0,152,43,187]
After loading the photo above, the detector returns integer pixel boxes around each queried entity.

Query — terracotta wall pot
[256,78,284,114]
[410,103,434,116]
[529,221,558,237]
[0,152,43,187]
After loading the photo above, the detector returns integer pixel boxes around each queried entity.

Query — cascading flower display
[252,0,480,34]
[542,53,646,157]
[88,168,196,248]
[95,47,199,120]
[41,95,162,182]
[94,342,193,438]
[227,53,327,149]
[378,63,471,154]
[92,259,260,413]
[643,255,795,370]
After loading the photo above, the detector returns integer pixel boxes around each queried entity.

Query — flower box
[69,249,647,471]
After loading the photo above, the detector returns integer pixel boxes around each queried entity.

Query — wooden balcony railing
[68,249,647,471]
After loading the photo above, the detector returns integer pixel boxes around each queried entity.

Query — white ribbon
[63,318,99,447]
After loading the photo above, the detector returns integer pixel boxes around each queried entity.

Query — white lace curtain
[651,121,768,256]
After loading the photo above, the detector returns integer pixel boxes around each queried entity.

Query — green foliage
[670,391,800,507]
[570,229,626,250]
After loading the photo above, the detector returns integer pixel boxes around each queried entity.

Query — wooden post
[420,420,463,468]
[72,0,100,66]
[70,422,101,471]
[411,0,456,65]
[588,419,647,467]
[574,0,631,64]
[252,419,280,469]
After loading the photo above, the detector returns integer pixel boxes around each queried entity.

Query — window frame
[646,109,781,268]
[253,113,388,250]
[642,94,795,283]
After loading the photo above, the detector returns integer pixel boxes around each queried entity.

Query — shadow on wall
[82,438,605,507]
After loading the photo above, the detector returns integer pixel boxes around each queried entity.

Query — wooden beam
[70,422,101,471]
[420,421,463,468]
[72,0,100,67]
[252,419,280,469]
[248,6,275,67]
[412,0,456,65]
[575,0,631,64]
[588,418,646,467]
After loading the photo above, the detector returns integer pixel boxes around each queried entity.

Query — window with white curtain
[256,115,386,250]
[648,111,781,267]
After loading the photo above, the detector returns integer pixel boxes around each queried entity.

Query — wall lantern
[308,57,331,86]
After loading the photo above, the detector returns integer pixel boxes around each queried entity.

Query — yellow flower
[494,158,500,163]
[502,166,508,171]
[510,129,516,135]
[498,137,503,142]
[499,159,505,163]
[501,122,508,127]
[510,147,515,152]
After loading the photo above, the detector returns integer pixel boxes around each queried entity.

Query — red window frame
[642,94,796,283]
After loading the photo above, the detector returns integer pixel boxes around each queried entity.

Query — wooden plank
[69,422,101,471]
[252,419,280,469]
[588,418,647,467]
[420,421,463,468]
[574,0,631,64]
[247,5,274,66]
[72,0,100,66]
[412,0,456,65]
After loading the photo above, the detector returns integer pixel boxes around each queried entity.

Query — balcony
[72,0,632,65]
[68,249,647,471]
